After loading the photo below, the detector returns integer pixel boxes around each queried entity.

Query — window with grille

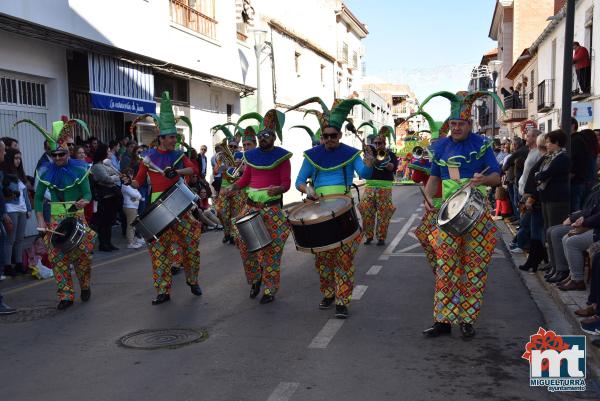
[0,76,46,108]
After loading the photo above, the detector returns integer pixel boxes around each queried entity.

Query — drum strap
[312,167,351,195]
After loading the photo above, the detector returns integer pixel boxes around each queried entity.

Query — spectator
[518,129,542,197]
[74,145,87,161]
[1,148,32,276]
[580,251,600,333]
[108,140,121,171]
[573,42,591,94]
[580,128,599,191]
[120,141,137,172]
[571,119,595,211]
[88,137,99,154]
[1,137,18,150]
[196,187,222,230]
[120,168,144,249]
[0,141,16,315]
[211,144,224,195]
[503,137,528,221]
[117,136,129,159]
[83,141,93,161]
[198,145,208,178]
[90,143,122,252]
[75,145,94,222]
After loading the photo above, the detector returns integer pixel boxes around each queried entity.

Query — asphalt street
[1,186,598,401]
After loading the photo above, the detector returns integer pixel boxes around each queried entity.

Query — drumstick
[418,185,433,209]
[37,228,66,236]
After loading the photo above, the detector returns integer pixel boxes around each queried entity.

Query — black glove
[164,167,178,179]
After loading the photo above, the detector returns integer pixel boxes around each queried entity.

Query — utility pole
[561,0,575,211]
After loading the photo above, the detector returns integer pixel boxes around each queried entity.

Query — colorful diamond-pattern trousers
[431,212,496,324]
[45,214,97,301]
[148,211,201,295]
[358,187,396,241]
[234,204,290,296]
[314,233,362,306]
[415,209,438,271]
[215,191,246,237]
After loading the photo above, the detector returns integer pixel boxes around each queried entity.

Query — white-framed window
[0,75,47,108]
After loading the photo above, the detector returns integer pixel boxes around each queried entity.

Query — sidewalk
[496,219,600,376]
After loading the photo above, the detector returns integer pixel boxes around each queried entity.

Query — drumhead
[236,211,260,225]
[440,188,470,221]
[287,195,353,225]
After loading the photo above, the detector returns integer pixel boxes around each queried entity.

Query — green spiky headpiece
[287,97,373,132]
[357,120,378,143]
[419,90,505,122]
[291,125,320,146]
[14,115,89,152]
[403,110,447,140]
[235,109,285,142]
[378,125,396,145]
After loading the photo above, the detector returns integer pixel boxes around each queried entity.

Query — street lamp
[489,60,502,138]
[251,29,269,114]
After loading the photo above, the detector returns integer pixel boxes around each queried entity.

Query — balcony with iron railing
[537,79,555,112]
[502,92,528,122]
[170,0,217,39]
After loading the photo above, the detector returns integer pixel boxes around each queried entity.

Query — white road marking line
[395,243,421,253]
[416,207,423,212]
[366,265,382,275]
[390,217,406,223]
[408,232,417,240]
[382,213,418,257]
[352,285,368,300]
[266,382,300,401]
[308,319,345,349]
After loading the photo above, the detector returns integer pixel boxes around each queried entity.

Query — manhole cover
[118,328,208,350]
[0,305,58,323]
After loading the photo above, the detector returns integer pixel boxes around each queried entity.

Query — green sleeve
[80,176,92,202]
[34,180,48,212]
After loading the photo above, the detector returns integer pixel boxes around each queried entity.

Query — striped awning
[88,53,155,114]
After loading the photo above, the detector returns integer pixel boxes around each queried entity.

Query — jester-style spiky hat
[419,90,505,122]
[14,115,89,152]
[357,120,378,143]
[291,125,320,146]
[403,110,448,140]
[378,125,396,146]
[235,109,286,143]
[130,91,192,138]
[287,97,373,131]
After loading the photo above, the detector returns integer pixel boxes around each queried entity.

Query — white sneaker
[0,274,6,281]
[134,238,146,246]
[127,242,142,249]
[510,247,524,254]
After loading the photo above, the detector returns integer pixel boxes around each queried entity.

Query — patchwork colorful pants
[215,191,246,238]
[358,187,396,241]
[430,212,496,324]
[415,209,438,271]
[314,233,362,306]
[148,211,201,295]
[234,204,290,296]
[45,214,97,301]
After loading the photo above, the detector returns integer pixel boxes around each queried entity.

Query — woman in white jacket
[121,168,144,249]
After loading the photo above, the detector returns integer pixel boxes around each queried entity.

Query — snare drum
[437,186,486,236]
[133,180,199,242]
[287,195,361,253]
[235,211,273,252]
[51,217,87,253]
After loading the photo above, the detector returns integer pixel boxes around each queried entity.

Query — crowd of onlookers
[492,119,600,335]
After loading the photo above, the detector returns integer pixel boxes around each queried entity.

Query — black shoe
[335,304,349,319]
[364,238,373,245]
[81,289,91,302]
[4,265,16,277]
[376,239,385,246]
[15,263,27,275]
[186,280,202,296]
[222,235,230,244]
[544,268,556,280]
[152,294,171,305]
[56,300,74,310]
[249,282,261,299]
[109,244,119,251]
[319,297,335,309]
[98,245,113,252]
[539,263,551,272]
[423,322,451,337]
[0,301,16,315]
[259,294,275,304]
[171,266,182,275]
[460,323,476,339]
[518,264,535,273]
[547,271,569,283]
[229,237,235,245]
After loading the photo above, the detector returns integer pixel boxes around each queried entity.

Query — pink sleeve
[236,165,252,188]
[279,160,291,192]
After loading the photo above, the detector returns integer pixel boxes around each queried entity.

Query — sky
[345,0,497,120]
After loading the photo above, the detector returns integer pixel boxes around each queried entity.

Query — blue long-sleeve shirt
[296,155,372,195]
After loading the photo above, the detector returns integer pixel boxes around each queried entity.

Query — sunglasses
[51,152,67,158]
[322,133,338,140]
[373,141,384,145]
[67,143,75,147]
[257,132,274,139]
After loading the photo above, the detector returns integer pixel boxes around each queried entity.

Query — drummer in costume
[291,97,374,319]
[131,92,202,305]
[420,91,504,339]
[227,110,292,304]
[20,117,97,310]
[212,125,245,245]
[357,123,398,246]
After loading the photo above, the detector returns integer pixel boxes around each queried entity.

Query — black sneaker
[171,266,182,275]
[81,289,91,302]
[364,238,373,245]
[0,301,16,315]
[423,322,451,337]
[186,280,202,296]
[250,282,261,299]
[318,297,335,309]
[56,300,74,310]
[377,239,385,246]
[335,304,349,319]
[152,294,171,305]
[459,323,476,339]
[259,294,275,304]
[222,235,230,243]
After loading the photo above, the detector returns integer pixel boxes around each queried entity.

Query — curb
[496,220,600,381]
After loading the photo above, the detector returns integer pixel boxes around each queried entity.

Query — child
[494,185,513,220]
[121,168,145,249]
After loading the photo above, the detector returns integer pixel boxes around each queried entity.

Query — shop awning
[88,53,155,114]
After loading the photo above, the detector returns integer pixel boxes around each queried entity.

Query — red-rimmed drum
[287,195,361,253]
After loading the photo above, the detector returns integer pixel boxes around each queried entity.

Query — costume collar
[243,146,292,170]
[147,148,185,171]
[304,143,360,171]
[429,132,491,168]
[37,159,90,191]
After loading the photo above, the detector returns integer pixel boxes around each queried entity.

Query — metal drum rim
[287,194,353,225]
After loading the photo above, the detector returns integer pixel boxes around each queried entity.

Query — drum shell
[133,181,199,242]
[235,211,273,252]
[51,217,87,253]
[288,198,360,253]
[437,187,486,236]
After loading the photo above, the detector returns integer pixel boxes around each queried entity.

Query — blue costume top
[295,143,372,196]
[145,148,185,171]
[243,147,292,169]
[429,133,500,199]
